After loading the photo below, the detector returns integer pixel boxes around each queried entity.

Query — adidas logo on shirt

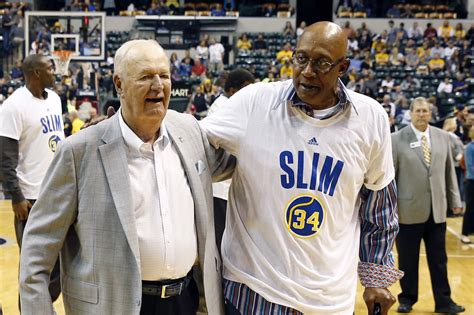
[308,137,319,145]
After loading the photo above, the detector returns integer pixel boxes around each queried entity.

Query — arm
[19,140,78,314]
[358,180,403,315]
[0,136,31,220]
[444,135,462,211]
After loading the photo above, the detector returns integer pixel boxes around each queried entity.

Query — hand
[452,207,463,215]
[81,106,116,129]
[363,287,396,315]
[12,200,32,220]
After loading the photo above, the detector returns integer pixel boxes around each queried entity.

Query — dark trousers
[15,200,61,307]
[140,278,199,315]
[462,179,474,236]
[213,197,227,255]
[397,213,452,308]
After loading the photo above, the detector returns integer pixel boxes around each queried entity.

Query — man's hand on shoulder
[12,199,32,220]
[363,287,396,315]
[81,106,116,129]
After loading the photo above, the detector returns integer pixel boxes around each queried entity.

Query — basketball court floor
[1,199,473,314]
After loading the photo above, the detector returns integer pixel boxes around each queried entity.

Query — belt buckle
[161,282,183,298]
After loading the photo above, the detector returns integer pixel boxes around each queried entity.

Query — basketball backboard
[25,11,106,61]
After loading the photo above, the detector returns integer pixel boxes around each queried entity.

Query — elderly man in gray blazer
[19,40,230,315]
[392,97,464,314]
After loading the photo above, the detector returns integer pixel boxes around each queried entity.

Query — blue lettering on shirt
[40,114,63,134]
[279,150,344,197]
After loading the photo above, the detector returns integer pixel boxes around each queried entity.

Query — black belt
[142,270,193,298]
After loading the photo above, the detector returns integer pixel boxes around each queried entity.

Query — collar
[118,109,170,155]
[288,79,358,119]
[410,123,430,139]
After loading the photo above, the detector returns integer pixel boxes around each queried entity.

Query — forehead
[296,31,344,59]
[413,102,430,110]
[124,45,169,75]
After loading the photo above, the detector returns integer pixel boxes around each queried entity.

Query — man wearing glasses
[201,21,403,315]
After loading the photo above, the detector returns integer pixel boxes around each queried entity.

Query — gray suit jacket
[392,125,461,224]
[20,111,228,315]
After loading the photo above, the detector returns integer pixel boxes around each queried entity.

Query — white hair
[113,39,164,77]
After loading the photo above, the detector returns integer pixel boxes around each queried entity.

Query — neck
[414,124,428,132]
[123,114,161,144]
[26,82,46,99]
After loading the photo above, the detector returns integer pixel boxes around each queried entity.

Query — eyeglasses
[292,52,345,74]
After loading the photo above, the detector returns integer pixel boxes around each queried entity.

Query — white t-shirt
[0,87,64,199]
[200,80,394,314]
[209,43,224,63]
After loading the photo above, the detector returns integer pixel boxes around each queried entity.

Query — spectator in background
[466,23,474,41]
[279,57,293,79]
[211,3,225,16]
[400,74,420,91]
[190,86,208,119]
[375,48,390,66]
[387,5,401,18]
[389,47,405,66]
[405,49,420,69]
[342,21,356,39]
[282,21,296,38]
[208,37,225,73]
[253,33,267,52]
[179,57,192,78]
[348,36,359,51]
[381,94,396,132]
[386,20,398,46]
[454,23,465,41]
[196,40,209,66]
[146,2,160,15]
[444,41,457,60]
[296,21,306,38]
[2,8,15,55]
[181,49,194,67]
[438,20,454,40]
[408,21,423,39]
[276,42,293,63]
[437,77,453,95]
[371,34,387,55]
[236,33,252,55]
[69,110,84,134]
[454,105,468,142]
[424,23,438,39]
[358,29,372,51]
[191,58,206,77]
[453,72,468,97]
[10,60,24,81]
[169,52,180,71]
[357,22,372,38]
[462,126,474,244]
[396,22,409,42]
[431,41,445,59]
[446,50,463,74]
[429,53,445,72]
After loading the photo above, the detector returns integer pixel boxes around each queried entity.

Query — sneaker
[461,235,472,244]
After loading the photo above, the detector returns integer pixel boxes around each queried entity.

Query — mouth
[145,97,164,104]
[299,82,320,92]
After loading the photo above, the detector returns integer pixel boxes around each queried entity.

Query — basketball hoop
[51,50,73,76]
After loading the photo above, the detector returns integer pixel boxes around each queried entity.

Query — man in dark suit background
[391,97,464,314]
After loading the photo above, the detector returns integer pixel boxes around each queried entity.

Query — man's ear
[113,74,122,95]
[338,58,351,76]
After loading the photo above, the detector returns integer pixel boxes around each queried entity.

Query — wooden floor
[1,199,473,315]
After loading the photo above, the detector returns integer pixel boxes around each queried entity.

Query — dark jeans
[140,277,199,315]
[15,200,61,308]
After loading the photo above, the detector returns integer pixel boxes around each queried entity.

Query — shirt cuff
[358,262,404,288]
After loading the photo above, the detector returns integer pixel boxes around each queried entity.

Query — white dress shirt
[119,110,197,280]
[410,123,431,149]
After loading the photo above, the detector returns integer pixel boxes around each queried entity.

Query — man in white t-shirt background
[0,54,65,306]
[208,37,225,73]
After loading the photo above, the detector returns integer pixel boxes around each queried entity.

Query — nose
[301,62,316,77]
[150,75,164,90]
